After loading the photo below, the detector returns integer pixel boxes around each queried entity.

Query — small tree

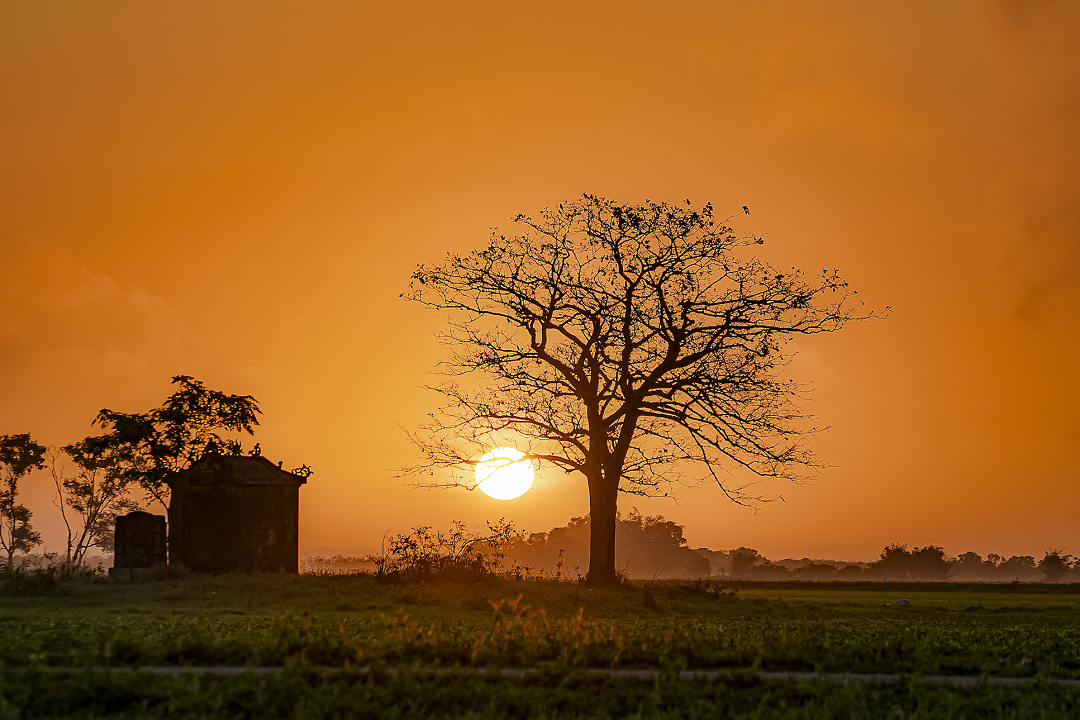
[404,196,880,583]
[48,442,141,567]
[999,555,1039,582]
[90,375,261,513]
[729,547,763,579]
[874,543,951,581]
[0,434,47,568]
[1038,549,1074,583]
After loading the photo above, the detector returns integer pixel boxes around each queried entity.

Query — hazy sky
[2,1,1078,562]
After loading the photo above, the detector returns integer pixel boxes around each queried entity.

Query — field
[3,572,1080,718]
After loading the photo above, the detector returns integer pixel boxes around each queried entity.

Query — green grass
[5,666,1080,719]
[4,574,1080,717]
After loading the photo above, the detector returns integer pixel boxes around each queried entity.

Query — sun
[474,448,535,500]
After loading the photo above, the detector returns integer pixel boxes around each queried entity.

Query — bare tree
[403,196,881,584]
[48,443,141,568]
[0,434,47,568]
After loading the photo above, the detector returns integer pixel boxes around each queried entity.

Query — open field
[4,574,1080,717]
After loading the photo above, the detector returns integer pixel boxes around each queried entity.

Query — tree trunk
[586,472,619,585]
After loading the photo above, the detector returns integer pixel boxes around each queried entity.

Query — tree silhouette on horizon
[90,375,262,514]
[0,434,47,568]
[403,195,879,584]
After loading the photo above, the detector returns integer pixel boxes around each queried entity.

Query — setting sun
[474,448,534,500]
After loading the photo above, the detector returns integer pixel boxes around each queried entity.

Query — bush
[373,519,524,583]
[0,563,99,597]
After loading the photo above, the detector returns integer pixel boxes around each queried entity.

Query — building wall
[170,485,300,573]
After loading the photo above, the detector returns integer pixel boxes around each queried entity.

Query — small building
[167,454,307,573]
[110,511,167,576]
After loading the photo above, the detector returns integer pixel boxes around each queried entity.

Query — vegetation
[371,519,522,583]
[0,434,47,567]
[404,196,881,584]
[6,666,1080,720]
[48,443,140,567]
[90,375,264,512]
[0,375,312,573]
[2,574,1080,717]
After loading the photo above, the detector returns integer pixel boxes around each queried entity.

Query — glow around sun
[474,448,535,500]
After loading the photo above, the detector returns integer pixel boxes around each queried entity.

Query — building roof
[168,455,309,487]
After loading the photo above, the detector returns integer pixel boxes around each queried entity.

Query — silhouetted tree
[999,555,1039,582]
[795,561,838,581]
[404,196,878,584]
[90,375,261,512]
[729,547,763,579]
[951,551,982,580]
[874,543,951,581]
[751,560,794,580]
[837,563,866,579]
[0,434,47,568]
[48,442,141,567]
[505,511,711,580]
[1038,549,1074,583]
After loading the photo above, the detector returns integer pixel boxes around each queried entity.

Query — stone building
[167,454,307,573]
[110,511,167,576]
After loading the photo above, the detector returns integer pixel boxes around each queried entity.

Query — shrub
[372,519,525,583]
[0,563,99,597]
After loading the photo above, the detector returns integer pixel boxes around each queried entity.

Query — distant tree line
[304,516,1078,584]
[304,512,710,582]
[0,376,270,570]
[696,544,1076,584]
[504,510,710,580]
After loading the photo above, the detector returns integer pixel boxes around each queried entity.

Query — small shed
[110,511,167,576]
[167,454,307,573]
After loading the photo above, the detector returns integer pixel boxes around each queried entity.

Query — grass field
[3,572,1080,718]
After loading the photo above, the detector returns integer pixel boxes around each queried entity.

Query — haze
[2,1,1078,562]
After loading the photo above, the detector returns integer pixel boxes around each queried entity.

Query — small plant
[0,562,99,597]
[371,518,527,583]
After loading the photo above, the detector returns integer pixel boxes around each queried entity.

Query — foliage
[702,545,1072,583]
[0,433,47,567]
[0,562,101,597]
[300,554,377,575]
[372,519,526,583]
[873,544,951,582]
[6,666,1080,720]
[404,196,879,583]
[506,511,711,580]
[1039,549,1075,583]
[48,443,141,568]
[729,548,763,579]
[90,375,262,510]
[4,573,1080,678]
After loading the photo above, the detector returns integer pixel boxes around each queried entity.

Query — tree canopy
[0,434,47,567]
[405,196,880,583]
[91,375,262,511]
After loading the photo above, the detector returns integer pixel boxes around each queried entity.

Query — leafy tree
[404,196,879,583]
[998,554,1039,582]
[873,543,951,581]
[501,511,712,580]
[950,551,987,582]
[837,564,866,579]
[1038,549,1074,583]
[0,434,47,568]
[794,562,838,581]
[90,375,261,512]
[47,443,141,567]
[729,547,763,579]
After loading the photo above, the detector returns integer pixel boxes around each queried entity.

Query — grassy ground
[3,573,1080,717]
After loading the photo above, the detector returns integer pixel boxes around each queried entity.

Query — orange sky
[2,1,1079,562]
